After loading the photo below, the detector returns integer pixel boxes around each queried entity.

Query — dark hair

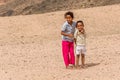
[76,20,84,27]
[64,11,74,18]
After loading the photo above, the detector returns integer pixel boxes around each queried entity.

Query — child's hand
[68,34,74,38]
[81,29,85,34]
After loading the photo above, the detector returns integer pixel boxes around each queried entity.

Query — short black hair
[64,11,74,18]
[76,20,84,27]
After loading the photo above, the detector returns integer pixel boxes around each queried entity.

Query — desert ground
[0,4,120,80]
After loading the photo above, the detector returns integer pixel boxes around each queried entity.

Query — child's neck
[68,21,73,25]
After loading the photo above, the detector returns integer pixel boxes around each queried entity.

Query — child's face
[76,22,84,31]
[65,15,73,24]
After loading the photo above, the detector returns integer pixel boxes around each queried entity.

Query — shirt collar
[66,21,74,26]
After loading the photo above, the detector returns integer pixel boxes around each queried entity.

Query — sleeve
[61,24,66,32]
[84,30,87,38]
[74,29,77,39]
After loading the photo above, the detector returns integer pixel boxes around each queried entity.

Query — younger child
[74,20,86,69]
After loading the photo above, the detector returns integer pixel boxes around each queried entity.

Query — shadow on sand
[84,63,100,68]
[75,63,100,69]
[62,63,100,70]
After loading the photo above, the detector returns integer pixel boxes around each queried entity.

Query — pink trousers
[62,41,75,67]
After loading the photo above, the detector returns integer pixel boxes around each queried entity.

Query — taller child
[61,11,76,69]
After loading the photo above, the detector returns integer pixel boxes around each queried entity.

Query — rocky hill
[0,0,120,16]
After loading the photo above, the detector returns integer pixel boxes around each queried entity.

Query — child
[61,11,76,69]
[74,20,86,69]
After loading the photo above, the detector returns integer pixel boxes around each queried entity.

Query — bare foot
[66,66,73,69]
[81,65,87,69]
[72,65,76,69]
[76,67,81,69]
[76,66,81,69]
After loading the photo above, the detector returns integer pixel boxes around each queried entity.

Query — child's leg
[81,53,85,66]
[62,41,70,67]
[69,42,75,66]
[76,55,80,68]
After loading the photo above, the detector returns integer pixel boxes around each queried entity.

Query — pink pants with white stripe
[62,41,75,67]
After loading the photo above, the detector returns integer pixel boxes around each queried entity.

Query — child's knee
[81,54,85,57]
[76,55,80,58]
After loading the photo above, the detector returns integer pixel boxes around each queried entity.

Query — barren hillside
[0,0,120,16]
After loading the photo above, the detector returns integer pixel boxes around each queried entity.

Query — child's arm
[61,24,74,38]
[74,30,77,45]
[81,28,85,34]
[83,29,86,38]
[61,31,74,38]
[74,38,76,45]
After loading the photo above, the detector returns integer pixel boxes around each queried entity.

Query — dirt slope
[0,4,120,80]
[0,0,120,16]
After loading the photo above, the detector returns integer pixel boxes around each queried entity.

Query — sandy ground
[0,3,4,5]
[0,4,120,80]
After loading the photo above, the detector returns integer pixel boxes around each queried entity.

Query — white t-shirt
[74,29,86,46]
